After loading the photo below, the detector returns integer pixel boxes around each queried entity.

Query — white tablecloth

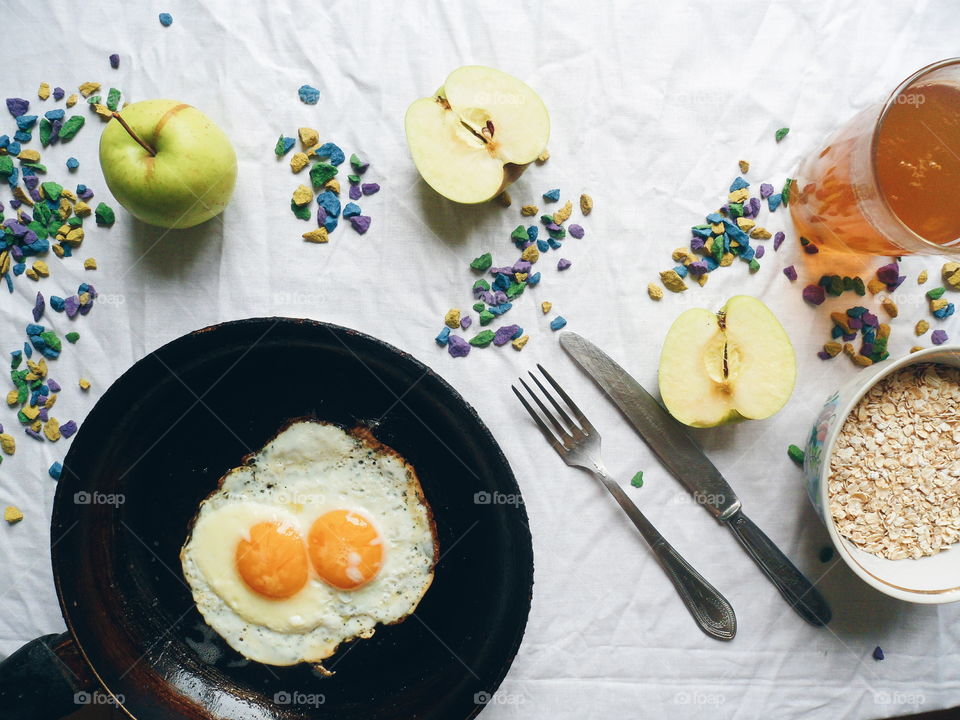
[2,1,959,718]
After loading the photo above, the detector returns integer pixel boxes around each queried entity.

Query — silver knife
[560,331,831,627]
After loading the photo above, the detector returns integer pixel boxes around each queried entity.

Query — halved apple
[658,295,796,428]
[404,66,550,204]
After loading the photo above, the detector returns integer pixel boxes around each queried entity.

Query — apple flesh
[99,99,238,229]
[658,295,796,428]
[405,66,550,204]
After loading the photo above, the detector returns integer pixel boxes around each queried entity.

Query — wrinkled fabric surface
[1,1,959,719]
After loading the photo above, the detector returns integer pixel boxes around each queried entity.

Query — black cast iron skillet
[0,318,534,720]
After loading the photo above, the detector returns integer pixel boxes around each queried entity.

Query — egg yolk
[235,521,309,599]
[308,510,383,589]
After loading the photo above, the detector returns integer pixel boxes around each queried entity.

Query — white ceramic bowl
[804,345,960,603]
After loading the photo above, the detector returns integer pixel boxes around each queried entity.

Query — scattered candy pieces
[932,329,949,345]
[775,127,790,142]
[647,283,663,300]
[542,188,560,202]
[109,54,120,69]
[802,284,825,305]
[541,301,552,314]
[511,335,529,351]
[918,269,928,284]
[275,135,295,156]
[579,194,593,215]
[630,471,644,488]
[159,12,173,26]
[469,330,495,348]
[915,319,930,336]
[78,378,91,391]
[444,309,461,329]
[549,316,567,331]
[4,506,23,524]
[49,461,62,480]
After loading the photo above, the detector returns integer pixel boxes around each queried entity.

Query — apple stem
[111,112,157,157]
[483,120,495,138]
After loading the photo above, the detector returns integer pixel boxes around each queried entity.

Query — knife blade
[559,331,832,626]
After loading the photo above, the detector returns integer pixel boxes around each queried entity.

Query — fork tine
[511,384,565,455]
[519,378,574,446]
[528,371,582,437]
[537,364,596,433]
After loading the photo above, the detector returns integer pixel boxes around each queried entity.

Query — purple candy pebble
[760,183,774,199]
[802,284,825,305]
[53,87,64,100]
[876,262,899,285]
[568,224,584,239]
[64,295,80,318]
[349,215,371,234]
[748,197,761,216]
[38,408,48,422]
[754,245,765,259]
[47,378,61,393]
[447,335,470,358]
[932,329,949,345]
[32,292,44,322]
[349,184,362,201]
[360,183,380,196]
[512,260,531,274]
[773,231,785,251]
[863,312,879,328]
[316,206,327,226]
[6,98,29,117]
[109,53,120,68]
[687,261,708,275]
[817,351,831,360]
[25,428,42,440]
[847,317,863,330]
[460,316,472,330]
[493,290,508,305]
[493,324,520,347]
[557,258,572,271]
[690,236,705,251]
[887,275,906,291]
[60,420,78,438]
[545,222,561,233]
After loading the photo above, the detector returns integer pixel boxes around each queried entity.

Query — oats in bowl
[828,363,960,560]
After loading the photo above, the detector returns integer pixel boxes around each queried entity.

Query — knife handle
[727,510,832,626]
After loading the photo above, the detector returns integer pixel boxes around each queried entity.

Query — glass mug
[791,58,960,255]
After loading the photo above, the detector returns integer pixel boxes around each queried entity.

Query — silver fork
[513,364,737,641]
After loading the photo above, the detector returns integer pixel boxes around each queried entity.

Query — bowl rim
[817,344,960,604]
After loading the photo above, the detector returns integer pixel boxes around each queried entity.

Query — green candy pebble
[349,153,365,170]
[842,276,853,291]
[94,202,115,226]
[27,222,47,240]
[22,163,46,174]
[472,278,490,291]
[39,331,61,353]
[510,225,527,243]
[927,286,946,300]
[630,471,644,488]
[853,277,866,296]
[86,95,101,105]
[506,282,525,299]
[39,117,52,147]
[469,253,492,272]
[41,182,63,202]
[828,276,843,296]
[787,444,805,466]
[469,330,495,347]
[106,88,121,112]
[0,156,13,176]
[273,135,287,156]
[539,214,553,225]
[347,174,360,184]
[65,332,80,344]
[58,115,85,140]
[67,216,82,228]
[479,310,495,326]
[775,127,790,142]
[290,200,311,220]
[309,162,338,188]
[472,302,484,312]
[748,258,760,272]
[781,178,794,206]
[728,202,743,218]
[548,226,566,240]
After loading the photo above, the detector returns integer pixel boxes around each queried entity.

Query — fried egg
[180,420,438,667]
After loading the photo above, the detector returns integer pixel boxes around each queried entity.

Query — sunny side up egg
[180,420,438,667]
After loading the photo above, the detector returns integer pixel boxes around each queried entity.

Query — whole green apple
[99,99,237,229]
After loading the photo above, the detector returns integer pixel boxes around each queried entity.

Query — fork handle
[599,476,737,641]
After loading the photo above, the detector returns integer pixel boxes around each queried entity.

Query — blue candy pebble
[314,142,345,166]
[536,239,549,252]
[298,84,321,105]
[316,190,341,218]
[49,461,63,480]
[15,115,37,131]
[549,316,567,331]
[323,214,338,233]
[526,226,538,242]
[512,326,524,339]
[435,327,451,346]
[527,272,541,286]
[23,342,32,358]
[767,193,783,212]
[44,109,65,121]
[342,202,361,218]
[673,264,688,278]
[492,274,510,291]
[729,176,749,192]
[542,188,560,202]
[159,12,173,26]
[705,212,723,223]
[66,157,79,170]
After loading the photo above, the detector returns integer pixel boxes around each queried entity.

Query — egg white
[180,421,438,666]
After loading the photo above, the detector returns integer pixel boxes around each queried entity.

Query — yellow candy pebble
[719,252,734,267]
[298,127,319,149]
[43,418,61,442]
[4,506,23,524]
[520,244,539,263]
[881,298,898,318]
[728,188,749,204]
[444,309,461,329]
[541,301,552,314]
[18,149,40,163]
[83,257,97,270]
[79,378,91,391]
[579,194,593,216]
[660,269,688,292]
[6,390,18,406]
[930,297,948,312]
[290,152,309,173]
[302,228,329,243]
[324,178,340,195]
[25,268,38,281]
[511,335,529,351]
[66,93,78,107]
[521,205,538,217]
[916,319,930,336]
[553,200,572,225]
[647,283,663,300]
[736,217,755,232]
[0,434,15,455]
[292,184,312,206]
[918,269,928,284]
[37,82,50,100]
[78,81,100,97]
[738,160,750,174]
[74,201,91,217]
